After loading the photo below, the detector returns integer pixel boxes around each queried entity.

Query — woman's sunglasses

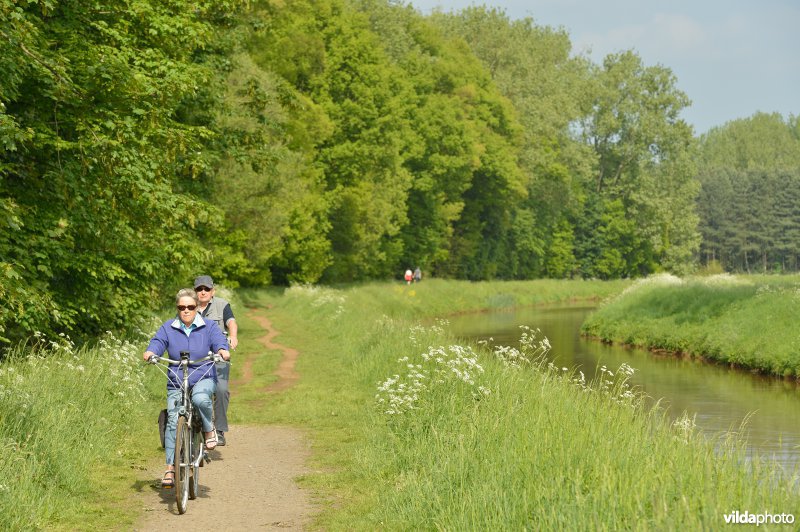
[177,305,197,311]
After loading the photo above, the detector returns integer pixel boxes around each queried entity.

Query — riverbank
[5,278,800,529]
[241,279,800,529]
[581,273,800,379]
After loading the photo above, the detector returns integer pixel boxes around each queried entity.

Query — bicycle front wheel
[174,416,191,514]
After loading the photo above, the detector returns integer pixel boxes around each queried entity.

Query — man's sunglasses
[196,286,212,292]
[177,305,197,311]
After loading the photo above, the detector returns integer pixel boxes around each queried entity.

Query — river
[449,303,800,471]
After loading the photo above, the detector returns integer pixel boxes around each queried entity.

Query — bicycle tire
[174,416,191,514]
[189,425,202,499]
[158,409,167,449]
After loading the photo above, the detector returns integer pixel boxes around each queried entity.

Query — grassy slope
[0,332,162,531]
[581,274,800,378]
[239,279,799,529]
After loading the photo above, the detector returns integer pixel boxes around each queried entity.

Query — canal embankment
[239,279,800,529]
[581,273,800,379]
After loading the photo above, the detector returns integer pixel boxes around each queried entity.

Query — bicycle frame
[176,352,210,469]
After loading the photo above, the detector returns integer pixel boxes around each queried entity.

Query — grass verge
[581,273,800,378]
[0,330,161,530]
[239,279,799,529]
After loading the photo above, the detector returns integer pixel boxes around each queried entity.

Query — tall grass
[242,279,800,529]
[0,329,162,530]
[582,273,800,378]
[8,277,799,528]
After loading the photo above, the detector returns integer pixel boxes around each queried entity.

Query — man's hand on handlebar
[217,349,231,362]
[143,351,157,363]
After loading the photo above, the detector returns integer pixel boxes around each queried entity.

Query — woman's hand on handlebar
[217,349,231,362]
[143,350,157,363]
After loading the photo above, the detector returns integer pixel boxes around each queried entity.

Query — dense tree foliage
[424,11,699,279]
[0,0,245,344]
[2,0,791,346]
[696,113,800,272]
[575,51,699,277]
[430,7,591,279]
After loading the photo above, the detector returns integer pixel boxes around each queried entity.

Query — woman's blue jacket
[146,316,229,390]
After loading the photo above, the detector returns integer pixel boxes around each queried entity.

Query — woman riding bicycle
[143,288,230,488]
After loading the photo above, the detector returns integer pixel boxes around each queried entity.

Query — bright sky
[408,0,800,134]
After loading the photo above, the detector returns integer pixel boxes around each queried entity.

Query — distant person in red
[404,269,413,284]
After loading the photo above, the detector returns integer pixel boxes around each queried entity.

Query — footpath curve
[134,308,316,530]
[232,310,300,394]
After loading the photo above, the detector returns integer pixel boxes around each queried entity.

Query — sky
[408,0,800,134]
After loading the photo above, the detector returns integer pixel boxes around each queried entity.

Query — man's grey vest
[202,297,230,333]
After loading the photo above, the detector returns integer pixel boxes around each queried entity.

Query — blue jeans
[213,361,230,432]
[164,378,216,465]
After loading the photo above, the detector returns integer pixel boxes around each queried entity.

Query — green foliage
[249,1,529,281]
[3,0,762,345]
[250,0,419,280]
[696,114,800,272]
[544,219,578,278]
[209,50,332,285]
[430,8,588,279]
[0,0,246,343]
[698,112,800,172]
[575,51,699,277]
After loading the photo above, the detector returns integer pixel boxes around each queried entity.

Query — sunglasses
[177,305,197,311]
[195,286,212,292]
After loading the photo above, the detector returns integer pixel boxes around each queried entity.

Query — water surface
[449,304,800,471]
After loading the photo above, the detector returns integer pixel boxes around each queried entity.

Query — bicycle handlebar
[148,352,223,366]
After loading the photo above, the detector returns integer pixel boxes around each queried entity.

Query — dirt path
[233,310,300,393]
[134,309,317,530]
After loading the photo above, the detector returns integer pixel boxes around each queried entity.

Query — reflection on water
[449,304,800,471]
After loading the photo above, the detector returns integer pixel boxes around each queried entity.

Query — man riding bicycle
[193,275,238,446]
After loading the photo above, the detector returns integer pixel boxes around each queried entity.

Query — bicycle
[148,350,221,514]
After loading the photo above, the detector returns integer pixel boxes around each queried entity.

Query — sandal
[205,431,218,450]
[161,470,175,489]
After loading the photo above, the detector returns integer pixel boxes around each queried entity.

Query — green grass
[239,279,799,529]
[5,278,800,529]
[581,273,800,378]
[0,331,161,530]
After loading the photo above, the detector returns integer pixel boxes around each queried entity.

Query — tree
[424,6,593,279]
[696,113,800,272]
[576,51,699,275]
[0,0,245,344]
[206,50,332,285]
[698,112,800,173]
